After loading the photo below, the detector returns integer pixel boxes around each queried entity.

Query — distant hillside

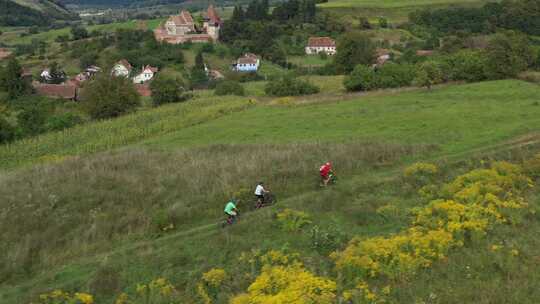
[0,0,78,26]
[59,0,188,8]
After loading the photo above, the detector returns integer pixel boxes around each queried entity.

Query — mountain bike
[254,192,277,209]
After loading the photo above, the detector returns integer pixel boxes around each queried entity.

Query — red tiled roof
[307,37,336,48]
[116,59,132,70]
[143,65,159,73]
[237,53,259,65]
[170,10,195,27]
[206,5,222,25]
[34,83,77,99]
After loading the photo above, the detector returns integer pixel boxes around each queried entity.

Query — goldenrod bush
[38,290,94,304]
[197,268,227,304]
[333,161,534,287]
[403,162,439,188]
[229,263,336,304]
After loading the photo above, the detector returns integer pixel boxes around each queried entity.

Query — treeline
[221,0,342,65]
[410,0,540,35]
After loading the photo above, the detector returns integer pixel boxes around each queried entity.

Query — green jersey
[224,201,236,214]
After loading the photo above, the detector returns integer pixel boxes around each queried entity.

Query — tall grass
[0,97,254,170]
[0,141,430,286]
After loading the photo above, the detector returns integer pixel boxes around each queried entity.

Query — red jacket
[320,164,331,177]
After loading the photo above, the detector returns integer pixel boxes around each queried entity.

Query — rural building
[305,37,336,55]
[232,53,260,72]
[33,82,78,100]
[112,60,132,77]
[154,5,222,44]
[133,65,158,84]
[0,48,13,60]
[375,48,391,66]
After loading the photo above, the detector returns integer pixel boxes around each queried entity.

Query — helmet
[259,181,264,185]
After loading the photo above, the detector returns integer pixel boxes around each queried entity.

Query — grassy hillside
[1,80,540,303]
[320,0,490,24]
[0,0,77,26]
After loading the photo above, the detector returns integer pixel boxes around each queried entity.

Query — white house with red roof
[112,59,132,77]
[232,53,260,72]
[133,65,159,84]
[154,5,222,44]
[305,37,337,55]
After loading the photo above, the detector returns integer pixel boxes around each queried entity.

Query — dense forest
[410,0,540,35]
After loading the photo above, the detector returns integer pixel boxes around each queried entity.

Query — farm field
[0,79,539,303]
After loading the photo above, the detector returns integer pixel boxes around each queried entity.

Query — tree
[265,76,319,96]
[343,65,376,92]
[484,31,534,79]
[80,52,99,70]
[0,57,30,99]
[150,74,190,106]
[415,61,443,90]
[189,51,208,88]
[81,74,140,119]
[334,32,376,74]
[215,80,245,96]
[71,25,89,40]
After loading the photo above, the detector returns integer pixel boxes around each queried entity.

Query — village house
[154,5,222,44]
[133,65,158,84]
[232,53,260,72]
[112,59,132,77]
[0,48,13,60]
[375,48,391,66]
[305,37,336,55]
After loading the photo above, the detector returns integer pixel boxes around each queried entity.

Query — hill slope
[1,80,540,303]
[0,0,77,26]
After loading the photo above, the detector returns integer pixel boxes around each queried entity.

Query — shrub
[415,61,443,89]
[442,50,488,82]
[264,76,319,97]
[403,162,439,187]
[230,263,336,304]
[150,74,190,106]
[197,268,227,304]
[343,65,376,92]
[45,113,82,132]
[310,225,346,254]
[276,208,312,232]
[214,80,245,96]
[81,74,141,119]
[375,63,416,88]
[344,64,416,92]
[38,290,94,304]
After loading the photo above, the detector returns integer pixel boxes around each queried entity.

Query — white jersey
[255,184,265,196]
